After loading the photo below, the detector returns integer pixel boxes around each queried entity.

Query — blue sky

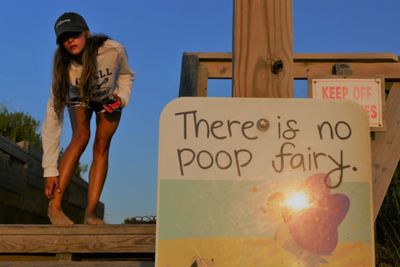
[1,0,400,224]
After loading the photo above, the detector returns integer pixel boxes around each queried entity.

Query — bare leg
[48,106,92,225]
[84,110,121,225]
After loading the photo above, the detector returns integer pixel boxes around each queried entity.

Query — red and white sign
[310,78,384,128]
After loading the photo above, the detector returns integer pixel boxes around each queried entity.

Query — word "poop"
[177,148,252,176]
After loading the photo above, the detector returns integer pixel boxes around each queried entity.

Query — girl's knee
[93,137,110,154]
[71,129,90,149]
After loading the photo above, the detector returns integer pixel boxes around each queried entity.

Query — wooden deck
[0,224,156,266]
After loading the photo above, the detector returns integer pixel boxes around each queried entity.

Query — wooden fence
[0,134,104,224]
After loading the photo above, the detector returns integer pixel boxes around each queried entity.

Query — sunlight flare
[284,191,310,211]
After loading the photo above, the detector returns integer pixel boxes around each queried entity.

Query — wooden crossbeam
[179,52,400,89]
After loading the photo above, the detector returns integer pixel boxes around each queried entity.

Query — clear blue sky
[1,0,400,224]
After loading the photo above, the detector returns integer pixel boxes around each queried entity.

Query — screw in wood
[257,119,269,131]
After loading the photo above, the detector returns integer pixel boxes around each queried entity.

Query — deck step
[0,224,156,264]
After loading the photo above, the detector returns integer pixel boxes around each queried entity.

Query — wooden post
[372,83,400,219]
[179,53,208,96]
[233,0,294,97]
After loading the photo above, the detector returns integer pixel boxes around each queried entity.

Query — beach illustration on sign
[265,173,350,267]
[157,172,373,266]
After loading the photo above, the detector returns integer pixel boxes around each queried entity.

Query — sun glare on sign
[284,192,310,211]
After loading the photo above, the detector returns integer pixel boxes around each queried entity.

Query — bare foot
[48,200,74,226]
[84,214,105,225]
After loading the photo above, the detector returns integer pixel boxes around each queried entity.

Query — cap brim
[56,26,84,44]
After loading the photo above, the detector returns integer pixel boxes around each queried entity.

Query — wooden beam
[294,62,400,80]
[233,0,294,97]
[0,261,154,267]
[0,224,156,254]
[0,135,29,164]
[178,53,208,97]
[178,53,199,96]
[371,83,400,219]
[190,52,398,62]
[294,52,399,62]
[181,52,400,82]
[179,53,231,80]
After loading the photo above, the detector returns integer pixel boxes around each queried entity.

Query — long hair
[51,33,110,115]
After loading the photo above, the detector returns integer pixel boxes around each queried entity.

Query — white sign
[156,97,375,267]
[310,78,384,128]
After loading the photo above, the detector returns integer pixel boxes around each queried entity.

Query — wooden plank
[178,53,200,96]
[0,203,48,224]
[0,234,154,253]
[16,140,42,161]
[189,52,232,79]
[197,64,208,96]
[0,224,155,235]
[182,52,400,82]
[22,184,48,216]
[179,53,210,96]
[0,187,23,208]
[294,52,399,62]
[0,261,154,267]
[0,135,29,164]
[0,167,26,194]
[185,52,232,60]
[200,61,232,79]
[233,0,294,97]
[191,52,399,62]
[371,83,400,219]
[293,62,400,80]
[0,224,156,254]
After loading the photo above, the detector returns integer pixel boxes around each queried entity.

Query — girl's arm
[114,45,135,107]
[41,92,64,178]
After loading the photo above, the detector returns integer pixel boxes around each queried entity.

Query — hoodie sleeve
[114,45,135,107]
[41,90,64,177]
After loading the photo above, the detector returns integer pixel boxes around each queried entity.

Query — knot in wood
[271,59,284,74]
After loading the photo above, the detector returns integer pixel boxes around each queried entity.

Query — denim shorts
[67,98,121,114]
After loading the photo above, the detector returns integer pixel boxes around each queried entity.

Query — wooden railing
[0,135,104,224]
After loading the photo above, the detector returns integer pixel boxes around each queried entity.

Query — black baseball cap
[54,12,89,44]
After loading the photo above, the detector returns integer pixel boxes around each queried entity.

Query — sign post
[156,97,375,266]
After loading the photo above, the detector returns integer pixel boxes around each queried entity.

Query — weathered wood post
[233,0,294,97]
[372,83,400,218]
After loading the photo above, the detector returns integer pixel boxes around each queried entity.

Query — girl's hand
[45,176,61,199]
[103,95,122,113]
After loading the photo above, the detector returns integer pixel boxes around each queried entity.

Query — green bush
[0,105,41,147]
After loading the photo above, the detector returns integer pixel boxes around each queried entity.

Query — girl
[41,12,134,225]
